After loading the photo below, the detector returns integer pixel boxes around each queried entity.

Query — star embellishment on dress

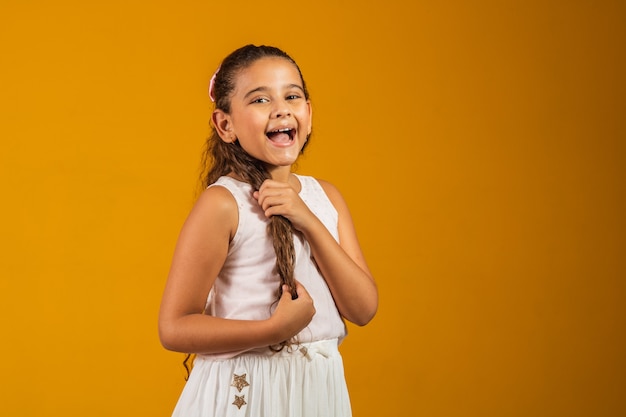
[232,395,247,410]
[231,373,250,392]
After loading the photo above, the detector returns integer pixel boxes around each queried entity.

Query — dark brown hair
[184,45,310,379]
[202,44,311,346]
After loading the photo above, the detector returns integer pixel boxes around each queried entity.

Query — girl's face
[215,57,312,173]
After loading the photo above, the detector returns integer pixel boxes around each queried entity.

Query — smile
[266,128,295,144]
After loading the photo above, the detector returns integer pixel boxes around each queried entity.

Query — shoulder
[184,184,238,240]
[297,174,339,197]
[197,183,238,212]
[302,177,350,222]
[311,178,361,249]
[314,177,338,193]
[307,177,351,214]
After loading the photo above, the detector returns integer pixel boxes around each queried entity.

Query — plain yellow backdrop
[1,1,624,416]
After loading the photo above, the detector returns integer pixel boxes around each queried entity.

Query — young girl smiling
[159,44,378,417]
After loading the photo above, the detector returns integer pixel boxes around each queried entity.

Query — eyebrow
[243,84,305,99]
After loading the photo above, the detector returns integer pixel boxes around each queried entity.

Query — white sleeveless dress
[171,175,351,417]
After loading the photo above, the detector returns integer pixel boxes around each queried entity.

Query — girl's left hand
[253,179,315,231]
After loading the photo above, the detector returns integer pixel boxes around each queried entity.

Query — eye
[286,94,301,100]
[251,97,269,104]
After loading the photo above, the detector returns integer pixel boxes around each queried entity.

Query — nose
[271,100,291,118]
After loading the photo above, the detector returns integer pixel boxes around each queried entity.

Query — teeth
[267,127,295,141]
[267,128,293,135]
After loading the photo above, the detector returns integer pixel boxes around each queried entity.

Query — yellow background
[1,1,624,416]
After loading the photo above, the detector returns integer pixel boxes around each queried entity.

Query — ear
[306,100,313,135]
[212,109,236,143]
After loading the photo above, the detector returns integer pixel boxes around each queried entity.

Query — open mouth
[266,128,295,144]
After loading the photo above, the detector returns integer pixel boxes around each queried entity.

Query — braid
[267,219,297,299]
[204,138,298,299]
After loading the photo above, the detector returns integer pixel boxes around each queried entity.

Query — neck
[267,165,292,183]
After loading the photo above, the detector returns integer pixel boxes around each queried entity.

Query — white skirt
[171,339,352,417]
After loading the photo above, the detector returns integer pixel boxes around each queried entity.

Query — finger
[280,284,298,300]
[277,284,291,301]
[258,187,287,200]
[256,190,283,210]
[258,179,281,194]
[262,196,288,211]
[254,191,272,208]
[259,180,293,198]
[294,281,310,298]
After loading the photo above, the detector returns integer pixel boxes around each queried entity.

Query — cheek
[233,114,263,136]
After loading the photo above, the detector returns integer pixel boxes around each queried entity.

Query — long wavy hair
[204,43,310,295]
[183,45,310,376]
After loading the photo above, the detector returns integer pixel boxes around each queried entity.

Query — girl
[159,44,378,417]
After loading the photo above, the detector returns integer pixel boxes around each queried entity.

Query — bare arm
[255,179,378,326]
[158,186,315,354]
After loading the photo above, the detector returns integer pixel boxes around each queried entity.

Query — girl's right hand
[269,282,315,342]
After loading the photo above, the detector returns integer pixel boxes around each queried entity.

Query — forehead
[233,57,303,93]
